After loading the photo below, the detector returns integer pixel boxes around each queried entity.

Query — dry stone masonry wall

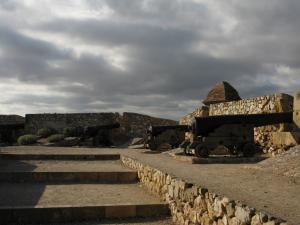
[180,107,209,125]
[209,93,296,154]
[121,156,287,225]
[181,93,298,155]
[25,112,177,143]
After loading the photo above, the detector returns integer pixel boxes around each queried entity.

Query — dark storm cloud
[40,19,198,48]
[0,0,299,118]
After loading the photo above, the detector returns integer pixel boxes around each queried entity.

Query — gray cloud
[0,0,299,119]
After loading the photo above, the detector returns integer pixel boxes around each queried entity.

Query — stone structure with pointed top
[202,81,241,105]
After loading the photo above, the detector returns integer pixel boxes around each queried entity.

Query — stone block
[251,212,268,225]
[235,205,254,225]
[294,91,300,128]
[105,205,136,218]
[270,132,300,146]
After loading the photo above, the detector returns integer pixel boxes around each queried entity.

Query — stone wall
[120,112,178,138]
[180,93,298,154]
[209,93,297,154]
[0,115,25,125]
[25,113,118,134]
[122,156,287,225]
[180,106,209,125]
[208,93,293,116]
[25,112,177,144]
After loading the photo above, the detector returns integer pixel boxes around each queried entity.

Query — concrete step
[0,183,170,224]
[0,160,137,183]
[0,153,120,160]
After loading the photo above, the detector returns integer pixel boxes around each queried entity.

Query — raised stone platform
[169,153,267,164]
[0,171,137,183]
[0,153,120,160]
[1,146,299,224]
[0,183,169,224]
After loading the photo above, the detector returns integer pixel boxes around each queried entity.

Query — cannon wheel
[242,142,256,157]
[148,139,159,151]
[180,141,192,156]
[195,144,209,158]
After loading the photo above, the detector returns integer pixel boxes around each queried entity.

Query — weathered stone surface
[25,112,178,145]
[182,91,297,156]
[226,202,236,218]
[229,217,240,225]
[251,212,269,225]
[203,81,241,105]
[130,137,144,146]
[58,137,81,147]
[213,197,226,218]
[121,156,288,225]
[235,205,254,225]
[270,132,300,146]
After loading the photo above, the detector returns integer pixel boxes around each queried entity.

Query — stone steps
[0,171,137,183]
[0,183,169,224]
[0,150,171,224]
[0,153,120,160]
[0,204,170,224]
[0,160,137,183]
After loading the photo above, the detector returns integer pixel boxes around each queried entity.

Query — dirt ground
[1,146,300,224]
[0,183,163,206]
[254,145,300,180]
[0,160,134,172]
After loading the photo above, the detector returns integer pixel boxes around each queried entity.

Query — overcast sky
[0,0,299,119]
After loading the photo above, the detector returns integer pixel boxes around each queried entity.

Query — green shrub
[47,134,65,143]
[63,127,79,137]
[37,128,54,138]
[18,134,39,145]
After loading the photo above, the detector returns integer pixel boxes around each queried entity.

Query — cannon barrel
[148,125,191,137]
[84,122,120,137]
[192,112,293,137]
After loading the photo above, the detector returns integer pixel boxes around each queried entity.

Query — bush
[63,127,81,137]
[37,128,54,138]
[18,134,39,145]
[47,134,65,143]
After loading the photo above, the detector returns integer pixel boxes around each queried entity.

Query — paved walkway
[1,146,300,224]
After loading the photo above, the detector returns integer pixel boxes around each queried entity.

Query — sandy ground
[1,146,300,224]
[0,160,134,172]
[0,183,163,206]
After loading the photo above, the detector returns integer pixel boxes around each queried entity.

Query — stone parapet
[121,156,288,225]
[24,112,177,145]
[180,93,299,155]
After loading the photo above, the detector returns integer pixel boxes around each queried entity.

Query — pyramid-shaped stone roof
[202,81,241,105]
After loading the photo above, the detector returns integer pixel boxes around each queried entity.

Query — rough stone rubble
[122,156,289,225]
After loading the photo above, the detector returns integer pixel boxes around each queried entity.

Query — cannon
[146,125,190,150]
[83,122,120,146]
[84,123,120,137]
[181,112,295,157]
